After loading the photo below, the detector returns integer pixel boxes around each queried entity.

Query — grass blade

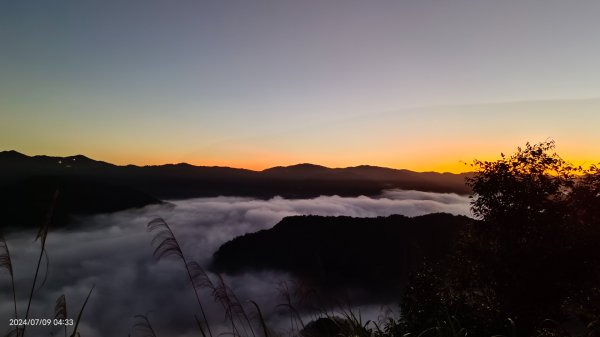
[55,294,68,337]
[0,235,18,323]
[248,300,269,337]
[133,314,158,337]
[147,217,213,337]
[69,284,95,337]
[24,189,59,336]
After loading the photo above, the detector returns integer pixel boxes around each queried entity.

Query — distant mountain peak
[64,154,95,162]
[286,163,329,170]
[263,163,330,172]
[0,150,27,158]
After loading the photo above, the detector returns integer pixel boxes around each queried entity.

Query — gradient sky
[2,0,600,172]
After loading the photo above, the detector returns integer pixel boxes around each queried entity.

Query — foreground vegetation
[402,141,600,337]
[1,191,94,337]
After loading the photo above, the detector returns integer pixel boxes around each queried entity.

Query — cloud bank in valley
[0,190,471,337]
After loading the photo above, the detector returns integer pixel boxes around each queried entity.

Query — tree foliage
[402,141,600,337]
[468,141,576,224]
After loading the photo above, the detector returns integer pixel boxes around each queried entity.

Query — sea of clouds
[0,190,471,337]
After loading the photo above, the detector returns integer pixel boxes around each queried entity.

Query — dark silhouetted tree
[402,141,600,337]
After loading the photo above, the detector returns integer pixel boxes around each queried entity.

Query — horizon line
[1,149,474,175]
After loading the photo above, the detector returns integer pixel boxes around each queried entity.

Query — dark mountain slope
[0,151,471,230]
[0,175,161,230]
[1,151,471,200]
[211,213,473,296]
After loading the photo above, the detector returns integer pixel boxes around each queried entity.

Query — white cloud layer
[0,190,471,337]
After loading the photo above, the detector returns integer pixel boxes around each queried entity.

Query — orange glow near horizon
[5,101,600,174]
[12,146,597,174]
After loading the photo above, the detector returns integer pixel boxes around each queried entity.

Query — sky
[1,0,600,172]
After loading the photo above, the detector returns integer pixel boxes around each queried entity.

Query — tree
[402,141,600,337]
[468,140,576,226]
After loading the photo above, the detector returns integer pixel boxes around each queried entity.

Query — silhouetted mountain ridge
[0,151,472,229]
[212,213,473,299]
[0,150,471,197]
